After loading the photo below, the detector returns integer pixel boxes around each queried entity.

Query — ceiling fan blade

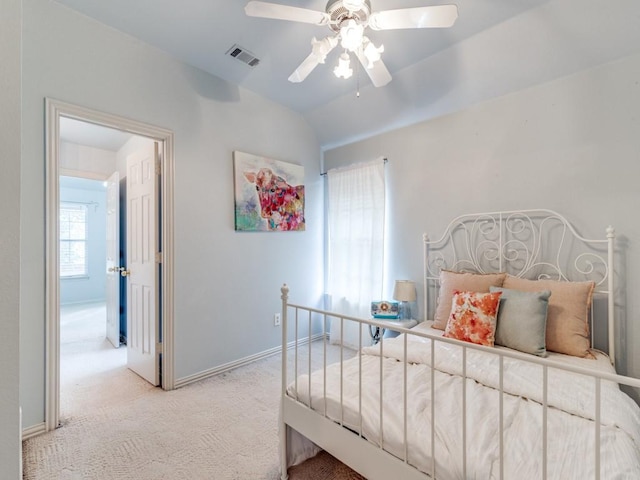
[369,5,458,30]
[288,35,339,83]
[355,50,392,88]
[288,54,322,83]
[245,1,329,26]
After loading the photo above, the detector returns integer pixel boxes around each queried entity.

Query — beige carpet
[23,303,364,479]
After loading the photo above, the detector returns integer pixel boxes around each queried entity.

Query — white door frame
[44,98,175,431]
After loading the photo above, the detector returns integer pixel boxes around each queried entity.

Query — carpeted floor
[23,303,364,479]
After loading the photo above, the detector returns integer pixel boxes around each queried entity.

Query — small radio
[370,301,399,319]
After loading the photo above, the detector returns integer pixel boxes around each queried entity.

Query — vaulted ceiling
[54,0,640,149]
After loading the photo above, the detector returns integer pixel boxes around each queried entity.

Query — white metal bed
[279,209,640,479]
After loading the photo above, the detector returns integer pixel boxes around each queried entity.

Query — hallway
[60,302,126,421]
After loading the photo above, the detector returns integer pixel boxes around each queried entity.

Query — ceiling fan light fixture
[334,52,353,79]
[363,38,384,68]
[339,19,364,51]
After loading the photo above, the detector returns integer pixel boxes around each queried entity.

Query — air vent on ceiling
[226,44,260,67]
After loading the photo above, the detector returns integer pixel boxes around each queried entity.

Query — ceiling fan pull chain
[356,54,360,98]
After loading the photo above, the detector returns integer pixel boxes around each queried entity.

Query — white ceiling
[60,175,107,192]
[60,117,133,151]
[53,0,640,149]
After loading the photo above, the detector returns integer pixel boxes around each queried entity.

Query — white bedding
[286,324,640,479]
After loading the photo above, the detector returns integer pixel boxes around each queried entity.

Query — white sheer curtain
[326,158,386,348]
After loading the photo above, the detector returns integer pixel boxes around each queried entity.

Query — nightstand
[370,318,418,344]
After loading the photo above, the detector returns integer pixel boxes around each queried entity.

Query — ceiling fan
[244,0,458,87]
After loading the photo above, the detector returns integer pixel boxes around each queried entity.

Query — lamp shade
[393,280,416,302]
[334,53,353,79]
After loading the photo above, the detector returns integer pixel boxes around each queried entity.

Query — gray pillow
[490,287,551,357]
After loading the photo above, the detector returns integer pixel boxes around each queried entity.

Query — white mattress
[286,324,640,479]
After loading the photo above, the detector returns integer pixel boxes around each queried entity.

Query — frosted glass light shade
[340,19,365,52]
[334,53,353,79]
[363,39,384,68]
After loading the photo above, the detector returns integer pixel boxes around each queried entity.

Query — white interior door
[105,171,120,348]
[125,142,159,386]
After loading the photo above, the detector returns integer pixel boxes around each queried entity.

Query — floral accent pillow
[443,290,503,347]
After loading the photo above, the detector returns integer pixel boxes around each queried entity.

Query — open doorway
[57,124,138,422]
[58,173,123,411]
[45,99,175,432]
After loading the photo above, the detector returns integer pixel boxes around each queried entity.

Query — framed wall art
[233,151,305,232]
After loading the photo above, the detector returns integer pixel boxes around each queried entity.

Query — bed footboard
[280,284,433,479]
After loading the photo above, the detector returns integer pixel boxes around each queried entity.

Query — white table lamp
[393,280,416,320]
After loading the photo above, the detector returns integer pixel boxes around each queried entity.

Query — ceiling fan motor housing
[326,0,371,32]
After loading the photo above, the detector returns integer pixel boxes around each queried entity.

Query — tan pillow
[502,275,595,358]
[433,270,507,330]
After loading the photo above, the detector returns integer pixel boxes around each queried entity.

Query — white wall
[59,181,108,305]
[324,52,640,384]
[20,0,323,429]
[0,0,22,476]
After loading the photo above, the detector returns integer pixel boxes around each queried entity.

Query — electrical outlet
[274,313,281,326]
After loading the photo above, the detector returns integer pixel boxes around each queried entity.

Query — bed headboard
[423,209,615,362]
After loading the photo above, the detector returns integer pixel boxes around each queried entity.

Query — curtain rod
[320,157,387,176]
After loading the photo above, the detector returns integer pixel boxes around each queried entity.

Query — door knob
[119,267,131,277]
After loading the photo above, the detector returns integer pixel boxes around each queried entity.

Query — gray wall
[0,0,22,476]
[59,179,108,305]
[324,52,640,381]
[20,0,323,429]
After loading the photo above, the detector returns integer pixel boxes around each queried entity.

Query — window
[59,203,88,277]
[326,158,386,347]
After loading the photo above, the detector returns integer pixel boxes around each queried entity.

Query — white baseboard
[22,422,46,441]
[174,333,325,389]
[20,407,22,478]
[59,299,106,307]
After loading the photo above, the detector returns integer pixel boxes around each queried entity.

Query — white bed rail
[280,285,640,480]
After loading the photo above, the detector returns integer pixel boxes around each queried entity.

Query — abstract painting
[234,151,305,232]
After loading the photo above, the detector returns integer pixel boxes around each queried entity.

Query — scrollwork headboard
[423,209,615,363]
